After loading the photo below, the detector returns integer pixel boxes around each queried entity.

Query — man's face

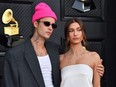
[34,17,56,39]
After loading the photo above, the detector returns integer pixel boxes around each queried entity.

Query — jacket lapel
[24,39,45,87]
[45,41,60,87]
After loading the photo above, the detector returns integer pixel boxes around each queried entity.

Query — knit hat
[32,2,57,23]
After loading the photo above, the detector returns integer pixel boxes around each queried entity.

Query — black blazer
[2,39,61,87]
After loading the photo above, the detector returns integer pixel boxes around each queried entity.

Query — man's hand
[97,59,104,76]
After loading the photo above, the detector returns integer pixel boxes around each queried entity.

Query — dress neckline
[61,64,93,71]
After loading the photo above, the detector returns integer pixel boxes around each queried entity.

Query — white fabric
[38,55,54,87]
[60,64,93,87]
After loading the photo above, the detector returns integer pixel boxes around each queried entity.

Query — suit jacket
[2,39,61,87]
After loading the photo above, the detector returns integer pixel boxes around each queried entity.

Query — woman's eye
[69,29,74,32]
[77,28,82,31]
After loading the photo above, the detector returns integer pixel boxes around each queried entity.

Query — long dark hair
[64,18,87,51]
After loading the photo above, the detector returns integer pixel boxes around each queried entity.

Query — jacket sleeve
[1,51,19,87]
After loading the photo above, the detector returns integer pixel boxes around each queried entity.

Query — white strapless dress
[60,64,93,87]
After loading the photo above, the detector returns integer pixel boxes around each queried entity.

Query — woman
[60,18,102,87]
[2,3,104,87]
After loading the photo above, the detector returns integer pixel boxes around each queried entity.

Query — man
[2,2,104,87]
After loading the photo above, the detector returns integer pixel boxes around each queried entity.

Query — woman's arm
[93,53,101,87]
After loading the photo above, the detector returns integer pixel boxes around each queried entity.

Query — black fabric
[1,39,61,87]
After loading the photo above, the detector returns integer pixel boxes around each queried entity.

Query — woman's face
[34,17,56,39]
[68,22,83,44]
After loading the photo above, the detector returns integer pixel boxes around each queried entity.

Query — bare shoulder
[60,54,65,61]
[89,51,101,64]
[90,52,100,58]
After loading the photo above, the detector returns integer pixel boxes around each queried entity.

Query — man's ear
[33,21,39,28]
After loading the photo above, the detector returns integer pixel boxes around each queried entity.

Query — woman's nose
[74,30,78,35]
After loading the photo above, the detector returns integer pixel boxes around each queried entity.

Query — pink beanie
[32,2,57,23]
